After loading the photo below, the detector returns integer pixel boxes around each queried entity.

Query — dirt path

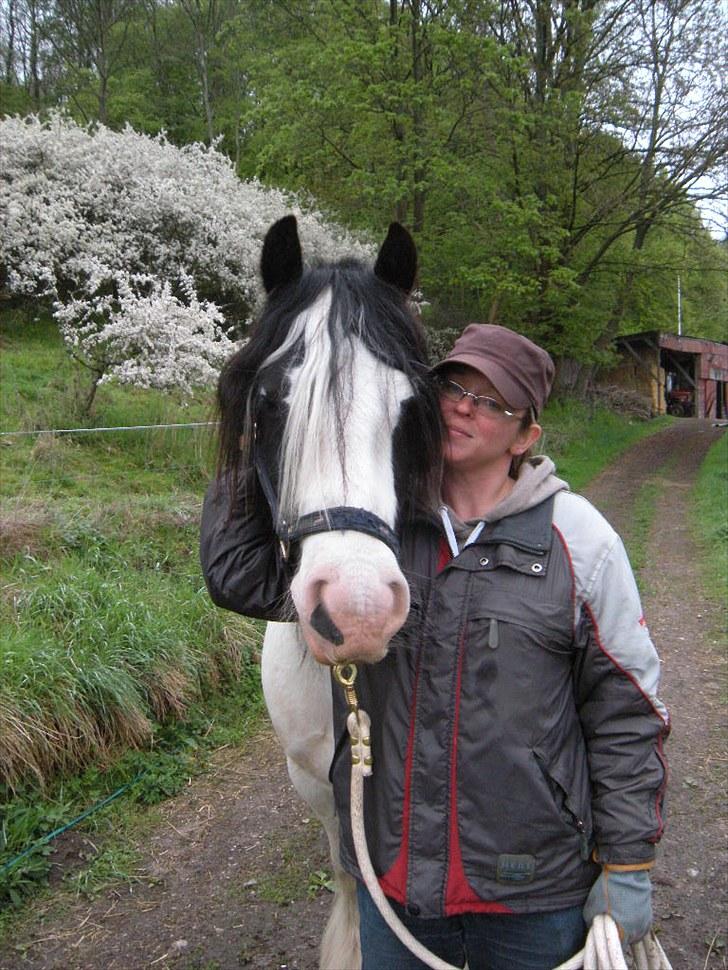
[1,420,725,970]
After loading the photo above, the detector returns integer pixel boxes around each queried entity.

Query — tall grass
[1,540,261,791]
[1,309,264,908]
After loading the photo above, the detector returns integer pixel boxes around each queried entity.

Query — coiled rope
[334,664,673,970]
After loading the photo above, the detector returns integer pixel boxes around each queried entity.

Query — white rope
[348,709,460,970]
[345,702,673,970]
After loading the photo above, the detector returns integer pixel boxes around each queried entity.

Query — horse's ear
[261,215,303,294]
[374,222,417,294]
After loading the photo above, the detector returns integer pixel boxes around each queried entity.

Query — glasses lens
[474,396,505,417]
[438,378,464,401]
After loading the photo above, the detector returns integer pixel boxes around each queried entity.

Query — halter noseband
[279,507,400,560]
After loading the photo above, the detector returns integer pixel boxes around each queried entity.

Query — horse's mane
[216,258,443,525]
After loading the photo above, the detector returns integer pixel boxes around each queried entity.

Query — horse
[214,216,442,969]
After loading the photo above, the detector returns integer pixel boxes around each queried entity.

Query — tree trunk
[28,0,41,103]
[5,0,17,83]
[198,39,214,144]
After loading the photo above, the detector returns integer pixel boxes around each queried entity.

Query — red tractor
[666,387,694,417]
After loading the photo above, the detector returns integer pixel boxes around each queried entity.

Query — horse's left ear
[261,215,304,294]
[374,223,417,294]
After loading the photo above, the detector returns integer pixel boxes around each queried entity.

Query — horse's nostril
[389,579,410,617]
[310,602,345,646]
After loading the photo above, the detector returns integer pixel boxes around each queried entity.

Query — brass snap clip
[333,662,359,712]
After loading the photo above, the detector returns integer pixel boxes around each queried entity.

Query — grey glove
[583,866,653,944]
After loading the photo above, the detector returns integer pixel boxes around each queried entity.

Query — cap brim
[432,353,531,411]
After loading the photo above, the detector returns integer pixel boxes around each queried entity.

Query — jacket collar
[477,495,554,554]
[415,493,554,556]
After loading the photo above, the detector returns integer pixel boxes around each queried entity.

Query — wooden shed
[601,332,728,419]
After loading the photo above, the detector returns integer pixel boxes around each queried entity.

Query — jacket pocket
[533,748,592,860]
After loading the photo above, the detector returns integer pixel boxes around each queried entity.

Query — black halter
[253,425,400,563]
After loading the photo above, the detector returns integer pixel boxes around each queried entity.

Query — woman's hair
[509,408,538,478]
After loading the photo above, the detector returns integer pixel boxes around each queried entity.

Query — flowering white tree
[0,113,374,408]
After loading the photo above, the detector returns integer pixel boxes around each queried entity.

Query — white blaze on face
[279,291,413,665]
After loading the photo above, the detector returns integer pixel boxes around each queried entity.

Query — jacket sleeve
[573,529,670,865]
[199,470,293,621]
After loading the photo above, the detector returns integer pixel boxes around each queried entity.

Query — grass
[0,308,216,502]
[1,309,265,914]
[0,675,266,923]
[234,822,327,907]
[542,397,673,491]
[625,481,662,591]
[691,432,728,611]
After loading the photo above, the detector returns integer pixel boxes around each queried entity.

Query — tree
[0,0,54,107]
[414,0,727,373]
[592,0,728,347]
[46,0,141,122]
[3,0,724,372]
[0,112,374,411]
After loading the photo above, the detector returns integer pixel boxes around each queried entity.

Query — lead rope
[332,664,673,970]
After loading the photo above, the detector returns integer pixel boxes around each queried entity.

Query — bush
[0,113,374,400]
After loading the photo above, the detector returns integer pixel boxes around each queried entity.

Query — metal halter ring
[333,663,360,712]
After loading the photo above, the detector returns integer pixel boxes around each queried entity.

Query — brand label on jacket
[496,854,536,884]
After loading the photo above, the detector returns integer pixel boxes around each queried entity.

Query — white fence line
[0,421,219,438]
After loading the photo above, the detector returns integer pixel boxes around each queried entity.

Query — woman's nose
[454,392,475,414]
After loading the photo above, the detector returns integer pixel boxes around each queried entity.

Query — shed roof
[618,331,728,356]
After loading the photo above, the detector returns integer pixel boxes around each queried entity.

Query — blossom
[0,113,374,391]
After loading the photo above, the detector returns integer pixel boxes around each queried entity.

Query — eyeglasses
[436,377,519,419]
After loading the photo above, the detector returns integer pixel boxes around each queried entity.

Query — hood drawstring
[439,506,484,559]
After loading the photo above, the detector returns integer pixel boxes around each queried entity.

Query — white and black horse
[216,216,441,968]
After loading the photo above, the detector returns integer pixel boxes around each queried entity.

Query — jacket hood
[444,455,569,543]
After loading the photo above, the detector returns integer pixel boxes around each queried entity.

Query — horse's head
[217,216,441,665]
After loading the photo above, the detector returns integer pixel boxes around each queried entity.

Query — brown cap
[433,323,555,416]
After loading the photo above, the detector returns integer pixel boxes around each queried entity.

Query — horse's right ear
[374,223,417,294]
[261,215,303,294]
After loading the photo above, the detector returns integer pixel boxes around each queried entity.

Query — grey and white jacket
[200,456,669,918]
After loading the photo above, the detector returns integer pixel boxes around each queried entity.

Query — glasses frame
[436,376,520,420]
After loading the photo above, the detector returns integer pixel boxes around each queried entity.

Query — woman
[201,323,669,970]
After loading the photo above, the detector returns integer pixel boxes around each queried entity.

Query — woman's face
[438,365,539,474]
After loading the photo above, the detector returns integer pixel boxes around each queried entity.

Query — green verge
[541,398,673,491]
[690,432,728,611]
[0,310,265,920]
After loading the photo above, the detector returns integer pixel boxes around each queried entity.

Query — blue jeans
[357,884,586,970]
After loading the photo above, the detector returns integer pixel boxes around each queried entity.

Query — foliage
[2,1,726,375]
[217,0,727,358]
[0,112,373,406]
